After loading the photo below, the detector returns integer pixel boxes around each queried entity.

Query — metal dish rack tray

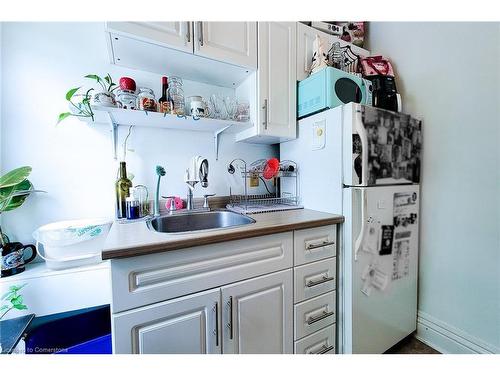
[226,159,302,214]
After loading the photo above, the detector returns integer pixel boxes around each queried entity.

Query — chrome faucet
[184,156,209,211]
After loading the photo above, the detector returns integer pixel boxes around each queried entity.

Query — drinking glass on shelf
[210,94,227,120]
[168,76,185,115]
[224,97,237,121]
[236,100,250,122]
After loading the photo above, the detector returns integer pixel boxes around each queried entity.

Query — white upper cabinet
[106,22,193,53]
[296,22,370,81]
[236,22,297,143]
[221,269,293,354]
[112,288,221,354]
[194,22,257,69]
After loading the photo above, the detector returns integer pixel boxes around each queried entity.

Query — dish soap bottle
[116,161,133,219]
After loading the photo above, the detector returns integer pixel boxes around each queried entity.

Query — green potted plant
[58,73,118,124]
[0,166,45,246]
[0,284,28,321]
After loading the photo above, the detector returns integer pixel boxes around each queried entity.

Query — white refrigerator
[281,103,422,353]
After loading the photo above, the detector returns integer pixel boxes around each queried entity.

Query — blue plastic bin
[24,305,111,354]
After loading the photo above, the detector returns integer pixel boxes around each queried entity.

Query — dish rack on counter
[226,158,302,214]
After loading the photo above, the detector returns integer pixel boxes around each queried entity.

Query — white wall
[0,22,277,246]
[367,22,500,352]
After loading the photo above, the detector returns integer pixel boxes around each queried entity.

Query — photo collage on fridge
[354,106,422,185]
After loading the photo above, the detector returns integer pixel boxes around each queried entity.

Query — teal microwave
[297,67,373,118]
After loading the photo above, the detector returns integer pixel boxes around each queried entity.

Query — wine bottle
[158,76,170,114]
[115,161,133,219]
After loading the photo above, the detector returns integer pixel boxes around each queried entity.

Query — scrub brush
[154,165,166,216]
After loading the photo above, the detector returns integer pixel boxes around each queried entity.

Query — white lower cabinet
[112,268,293,354]
[110,226,336,354]
[112,288,221,354]
[222,269,293,354]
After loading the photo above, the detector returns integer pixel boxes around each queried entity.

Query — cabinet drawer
[294,325,336,354]
[294,291,336,340]
[294,225,336,266]
[110,232,293,313]
[294,257,336,303]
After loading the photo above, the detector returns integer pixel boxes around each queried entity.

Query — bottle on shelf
[158,76,171,114]
[115,161,133,219]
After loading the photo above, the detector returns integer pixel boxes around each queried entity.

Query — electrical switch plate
[312,120,326,150]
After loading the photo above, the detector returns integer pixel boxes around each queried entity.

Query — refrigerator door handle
[354,110,369,186]
[354,187,367,261]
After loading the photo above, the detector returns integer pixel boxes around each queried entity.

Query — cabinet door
[112,288,221,354]
[258,22,297,140]
[106,22,193,53]
[194,22,257,69]
[221,269,293,354]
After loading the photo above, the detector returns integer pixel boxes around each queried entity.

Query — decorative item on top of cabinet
[296,22,370,82]
[236,22,297,144]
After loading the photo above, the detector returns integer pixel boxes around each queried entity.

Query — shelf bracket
[106,112,119,160]
[214,126,231,161]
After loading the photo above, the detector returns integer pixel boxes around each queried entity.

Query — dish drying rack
[226,158,302,214]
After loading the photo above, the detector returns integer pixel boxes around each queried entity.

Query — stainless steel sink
[147,210,255,234]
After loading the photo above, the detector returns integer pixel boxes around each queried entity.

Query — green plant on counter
[0,284,28,320]
[57,73,118,124]
[0,166,45,246]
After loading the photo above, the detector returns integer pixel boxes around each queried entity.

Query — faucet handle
[162,196,177,213]
[203,194,216,209]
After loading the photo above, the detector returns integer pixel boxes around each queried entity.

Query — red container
[119,77,136,92]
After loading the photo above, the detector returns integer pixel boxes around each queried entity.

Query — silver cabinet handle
[214,302,219,346]
[262,99,268,129]
[306,274,334,288]
[227,296,233,340]
[186,21,191,43]
[198,21,204,46]
[307,310,334,325]
[310,345,334,354]
[306,240,335,251]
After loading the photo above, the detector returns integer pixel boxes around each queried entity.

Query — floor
[385,336,441,354]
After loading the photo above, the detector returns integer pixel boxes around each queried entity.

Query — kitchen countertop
[101,209,344,260]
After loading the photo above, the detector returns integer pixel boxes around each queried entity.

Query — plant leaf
[0,305,9,312]
[10,295,23,305]
[104,74,111,85]
[9,284,26,292]
[0,179,34,212]
[1,291,15,301]
[57,112,72,124]
[0,167,31,189]
[65,87,81,101]
[84,74,101,82]
[13,304,28,310]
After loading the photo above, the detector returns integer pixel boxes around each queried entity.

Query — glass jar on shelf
[168,76,185,115]
[136,87,157,112]
[116,89,138,110]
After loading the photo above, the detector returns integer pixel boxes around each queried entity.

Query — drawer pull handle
[307,310,334,325]
[310,344,334,354]
[306,275,334,288]
[306,241,335,251]
[214,302,219,346]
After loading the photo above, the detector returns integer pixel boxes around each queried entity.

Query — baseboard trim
[416,311,499,354]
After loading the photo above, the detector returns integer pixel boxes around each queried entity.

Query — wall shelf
[80,106,253,160]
